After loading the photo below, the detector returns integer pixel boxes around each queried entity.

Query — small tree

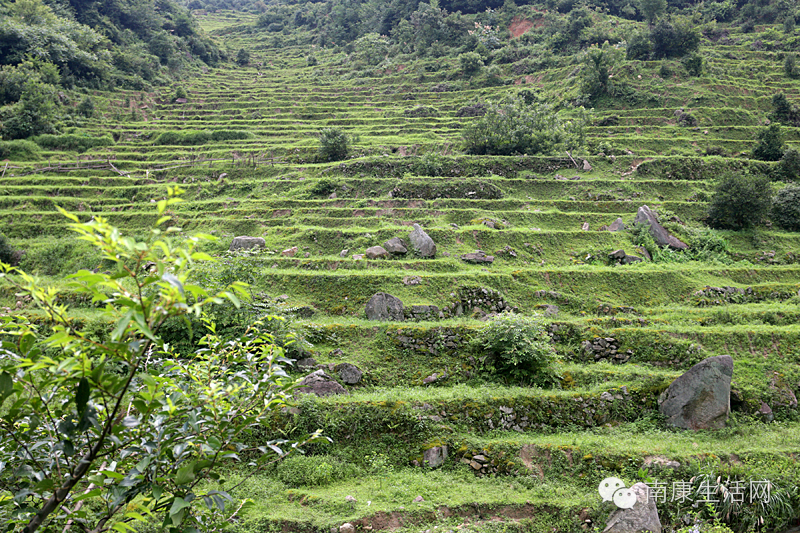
[785,54,798,79]
[707,173,772,230]
[0,187,324,533]
[458,51,484,76]
[462,96,588,156]
[638,0,666,26]
[472,313,558,386]
[236,48,251,66]
[580,41,624,101]
[682,54,703,76]
[752,123,785,161]
[784,15,795,34]
[774,148,800,181]
[772,184,800,231]
[318,127,349,161]
[76,96,95,118]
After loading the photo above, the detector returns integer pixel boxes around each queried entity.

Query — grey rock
[383,237,408,254]
[229,236,265,252]
[634,205,688,250]
[335,363,363,385]
[600,391,614,401]
[409,224,436,258]
[297,370,347,397]
[608,218,627,232]
[583,159,592,171]
[759,401,774,422]
[340,523,355,533]
[581,222,590,231]
[352,254,365,260]
[339,249,349,257]
[281,246,298,257]
[658,355,733,430]
[636,246,652,261]
[296,357,317,369]
[365,245,389,259]
[622,255,642,264]
[423,446,448,468]
[461,250,494,264]
[603,483,662,533]
[413,495,424,503]
[609,249,627,260]
[365,292,405,321]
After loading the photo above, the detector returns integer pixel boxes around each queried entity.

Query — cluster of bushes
[462,95,588,156]
[32,134,114,153]
[0,139,41,161]
[707,174,800,232]
[153,130,253,145]
[627,18,700,60]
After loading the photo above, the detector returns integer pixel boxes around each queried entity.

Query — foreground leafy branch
[0,187,324,533]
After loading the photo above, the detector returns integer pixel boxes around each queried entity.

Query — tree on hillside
[638,0,666,26]
[462,96,588,156]
[236,47,251,66]
[752,124,785,161]
[0,188,324,532]
[707,173,772,230]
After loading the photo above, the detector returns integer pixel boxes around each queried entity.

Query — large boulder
[409,224,436,258]
[296,370,347,397]
[634,206,688,250]
[658,355,733,430]
[461,250,494,264]
[365,292,405,321]
[335,363,363,384]
[365,245,389,259]
[229,236,265,252]
[603,483,662,533]
[383,237,408,255]
[608,218,627,232]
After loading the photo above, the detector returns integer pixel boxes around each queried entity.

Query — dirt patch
[272,209,291,217]
[509,17,535,38]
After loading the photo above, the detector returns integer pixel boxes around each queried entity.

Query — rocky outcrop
[365,292,405,321]
[634,205,688,250]
[583,337,633,363]
[658,355,733,430]
[383,237,408,255]
[423,446,448,468]
[603,483,662,533]
[229,236,265,251]
[608,218,627,232]
[296,370,347,397]
[409,224,436,258]
[335,363,363,385]
[461,250,494,264]
[365,245,389,259]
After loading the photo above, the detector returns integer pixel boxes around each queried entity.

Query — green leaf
[111,309,134,342]
[72,488,102,502]
[162,273,185,296]
[19,333,35,355]
[0,372,12,405]
[174,463,195,486]
[75,377,90,417]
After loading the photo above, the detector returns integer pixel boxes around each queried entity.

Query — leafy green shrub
[462,96,588,156]
[236,48,250,66]
[771,92,800,125]
[785,54,799,78]
[76,96,95,118]
[318,127,349,161]
[152,130,251,146]
[275,454,359,488]
[683,53,703,76]
[752,124,785,161]
[774,148,800,180]
[626,31,652,60]
[458,51,484,76]
[32,133,114,153]
[580,41,624,102]
[0,233,16,265]
[210,130,253,141]
[707,173,772,230]
[772,184,800,231]
[173,86,188,102]
[0,139,41,160]
[472,313,558,386]
[650,18,700,58]
[0,80,59,140]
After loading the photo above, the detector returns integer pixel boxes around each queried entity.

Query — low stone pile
[405,305,444,321]
[583,336,633,363]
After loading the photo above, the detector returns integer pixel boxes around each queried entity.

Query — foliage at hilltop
[0,0,221,139]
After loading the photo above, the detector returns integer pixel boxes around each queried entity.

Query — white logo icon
[599,477,637,509]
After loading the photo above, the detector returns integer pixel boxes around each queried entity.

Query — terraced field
[2,10,800,533]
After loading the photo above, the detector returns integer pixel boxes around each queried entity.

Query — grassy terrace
[2,8,800,533]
